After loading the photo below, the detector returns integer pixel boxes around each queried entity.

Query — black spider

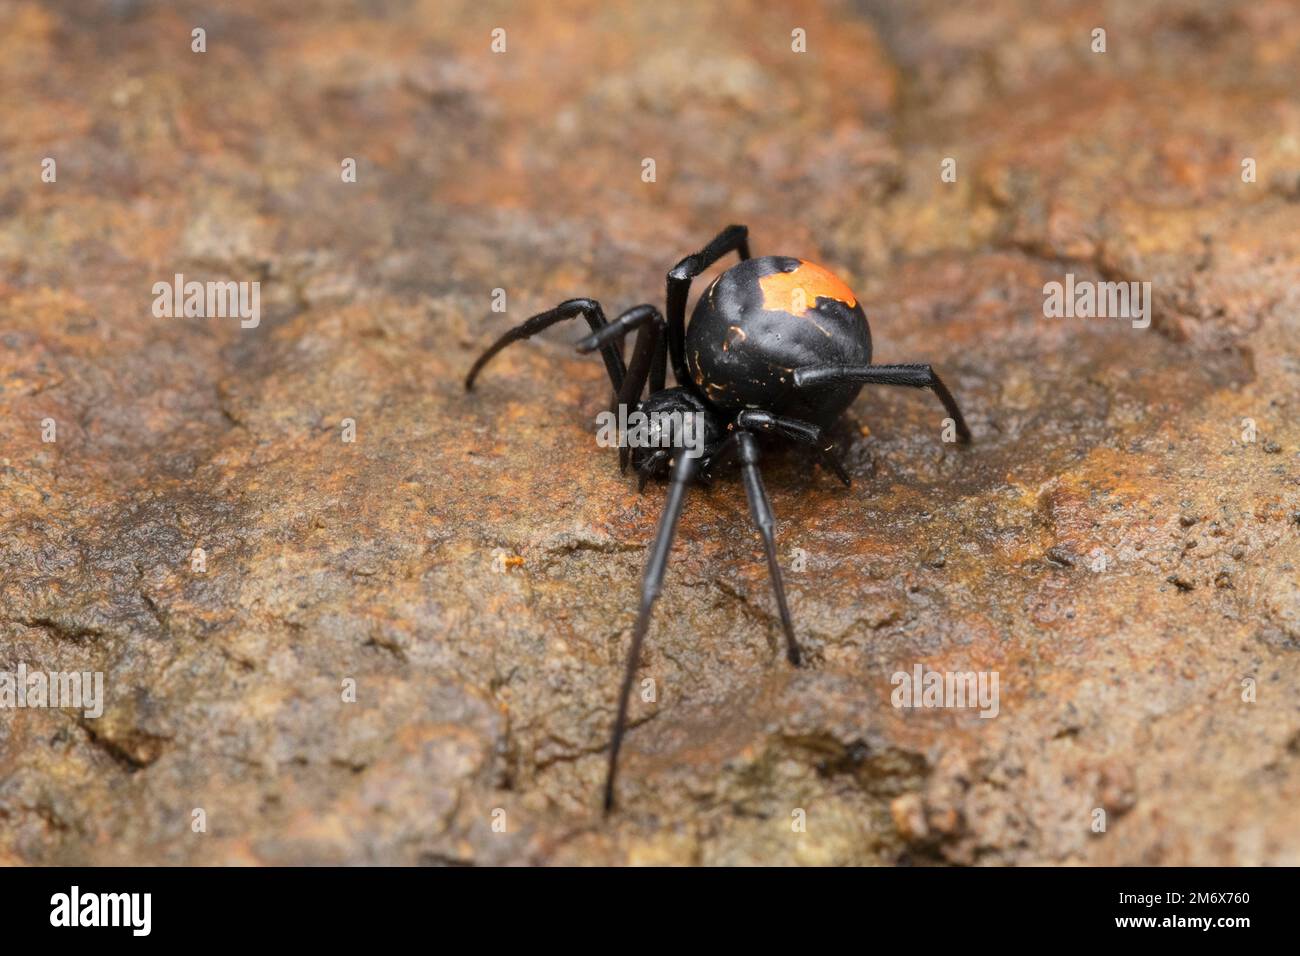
[465,224,972,812]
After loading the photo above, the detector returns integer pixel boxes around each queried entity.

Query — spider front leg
[605,450,698,813]
[464,298,626,395]
[714,429,804,667]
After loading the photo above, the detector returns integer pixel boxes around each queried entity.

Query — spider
[464,224,972,812]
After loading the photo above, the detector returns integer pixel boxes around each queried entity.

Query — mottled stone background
[1,0,1298,864]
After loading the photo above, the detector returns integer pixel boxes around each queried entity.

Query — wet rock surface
[1,0,1298,864]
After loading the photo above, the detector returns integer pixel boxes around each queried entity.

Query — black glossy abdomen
[685,256,872,427]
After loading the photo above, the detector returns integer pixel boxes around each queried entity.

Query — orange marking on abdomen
[758,260,857,317]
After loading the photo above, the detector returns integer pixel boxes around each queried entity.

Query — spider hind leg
[793,363,972,443]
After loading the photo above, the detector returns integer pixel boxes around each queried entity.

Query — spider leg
[576,305,666,472]
[735,409,852,487]
[636,449,669,492]
[464,298,626,393]
[793,363,972,443]
[604,451,699,814]
[577,304,665,406]
[649,334,668,394]
[666,225,750,390]
[714,430,803,667]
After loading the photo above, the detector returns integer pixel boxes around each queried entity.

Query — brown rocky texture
[1,0,1298,865]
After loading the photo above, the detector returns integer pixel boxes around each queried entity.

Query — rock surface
[1,0,1298,865]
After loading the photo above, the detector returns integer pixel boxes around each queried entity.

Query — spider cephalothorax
[623,387,725,483]
[464,225,972,812]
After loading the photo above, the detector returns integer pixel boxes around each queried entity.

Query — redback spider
[465,224,972,812]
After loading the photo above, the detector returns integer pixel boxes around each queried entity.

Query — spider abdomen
[685,256,872,426]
